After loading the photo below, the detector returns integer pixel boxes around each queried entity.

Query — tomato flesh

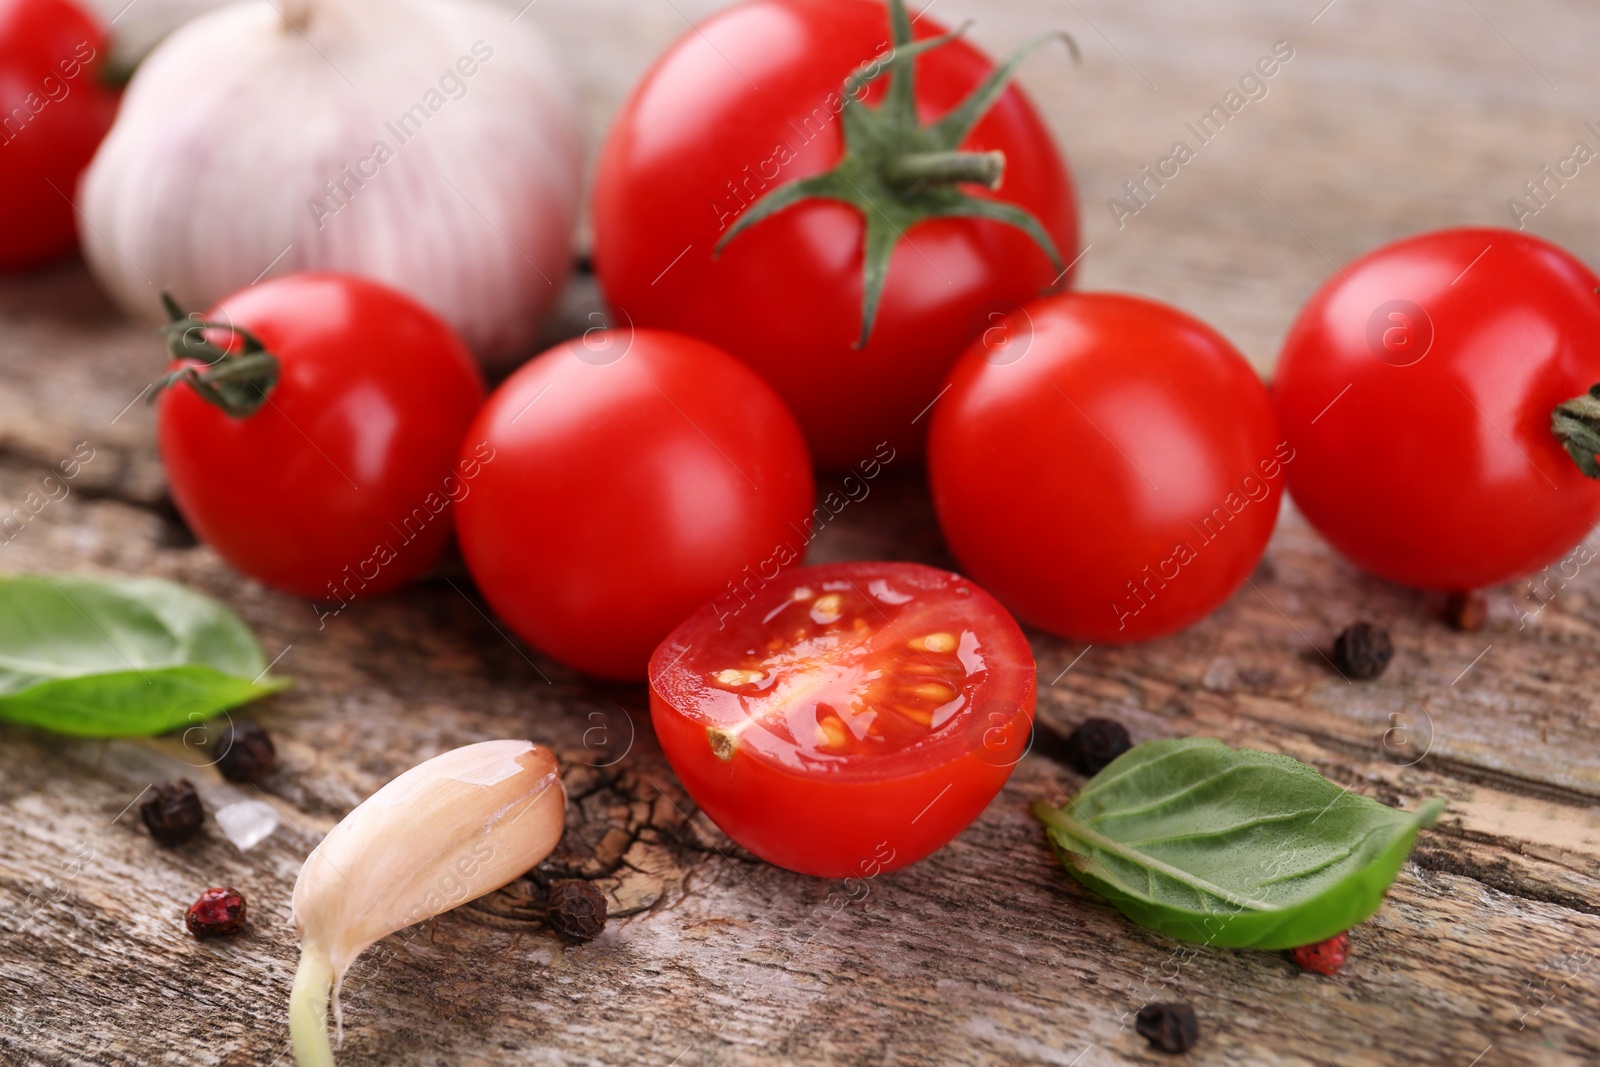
[650,562,1036,878]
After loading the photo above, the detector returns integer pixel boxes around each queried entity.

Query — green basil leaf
[0,573,288,737]
[1033,737,1443,950]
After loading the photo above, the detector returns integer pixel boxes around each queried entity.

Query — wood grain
[6,0,1600,1064]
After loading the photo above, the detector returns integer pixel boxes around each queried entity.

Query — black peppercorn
[140,780,205,845]
[1063,718,1132,776]
[1332,622,1393,680]
[546,880,607,942]
[1136,1002,1199,1054]
[213,721,276,782]
[1444,590,1487,633]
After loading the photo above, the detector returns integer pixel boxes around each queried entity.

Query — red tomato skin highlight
[454,329,815,682]
[592,0,1077,468]
[928,292,1283,644]
[649,562,1037,879]
[1273,227,1600,591]
[157,274,485,600]
[0,0,118,270]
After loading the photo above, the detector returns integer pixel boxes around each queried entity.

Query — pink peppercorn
[186,887,247,938]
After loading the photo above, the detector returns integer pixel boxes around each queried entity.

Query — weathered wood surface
[5,0,1600,1064]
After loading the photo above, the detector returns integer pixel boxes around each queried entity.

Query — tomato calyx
[1553,384,1600,479]
[713,0,1074,348]
[150,293,280,419]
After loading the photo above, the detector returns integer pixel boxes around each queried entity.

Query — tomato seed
[810,594,843,623]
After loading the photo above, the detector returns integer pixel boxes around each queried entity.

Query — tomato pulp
[650,562,1037,878]
[157,273,485,602]
[1273,227,1600,591]
[593,0,1077,468]
[454,329,814,681]
[0,0,118,270]
[928,292,1284,643]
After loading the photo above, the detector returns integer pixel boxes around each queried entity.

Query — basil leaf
[0,573,288,737]
[1033,737,1443,950]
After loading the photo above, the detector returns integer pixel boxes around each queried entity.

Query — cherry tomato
[454,329,814,681]
[0,0,118,271]
[650,561,1036,877]
[157,273,485,602]
[593,0,1077,468]
[1273,228,1600,591]
[928,293,1284,643]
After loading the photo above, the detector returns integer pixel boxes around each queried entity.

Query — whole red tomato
[453,329,815,680]
[1273,228,1600,591]
[156,274,485,604]
[0,0,117,270]
[592,0,1077,469]
[928,293,1284,643]
[650,561,1036,878]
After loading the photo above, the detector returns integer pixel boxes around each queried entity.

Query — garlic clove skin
[78,0,581,367]
[289,740,565,1066]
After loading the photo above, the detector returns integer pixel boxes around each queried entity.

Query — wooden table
[4,0,1600,1064]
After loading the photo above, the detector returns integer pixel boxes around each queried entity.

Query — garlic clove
[289,740,565,1066]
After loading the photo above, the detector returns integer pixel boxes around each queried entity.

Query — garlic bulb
[289,740,565,1066]
[78,0,581,365]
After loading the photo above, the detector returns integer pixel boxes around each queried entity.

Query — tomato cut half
[649,562,1037,878]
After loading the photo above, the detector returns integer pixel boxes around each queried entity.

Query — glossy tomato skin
[928,293,1283,644]
[592,0,1077,469]
[650,562,1036,878]
[158,274,485,600]
[454,329,815,681]
[1274,228,1600,591]
[0,0,118,270]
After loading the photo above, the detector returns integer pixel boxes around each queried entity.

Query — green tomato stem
[150,292,280,419]
[881,149,1005,191]
[1552,383,1600,479]
[290,949,335,1067]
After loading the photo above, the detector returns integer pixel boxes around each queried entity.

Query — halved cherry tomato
[649,561,1036,878]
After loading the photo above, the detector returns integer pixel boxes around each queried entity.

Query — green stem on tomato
[1552,384,1600,479]
[149,292,280,419]
[881,150,1005,191]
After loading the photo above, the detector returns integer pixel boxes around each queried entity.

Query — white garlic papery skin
[78,0,581,365]
[289,740,565,1067]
